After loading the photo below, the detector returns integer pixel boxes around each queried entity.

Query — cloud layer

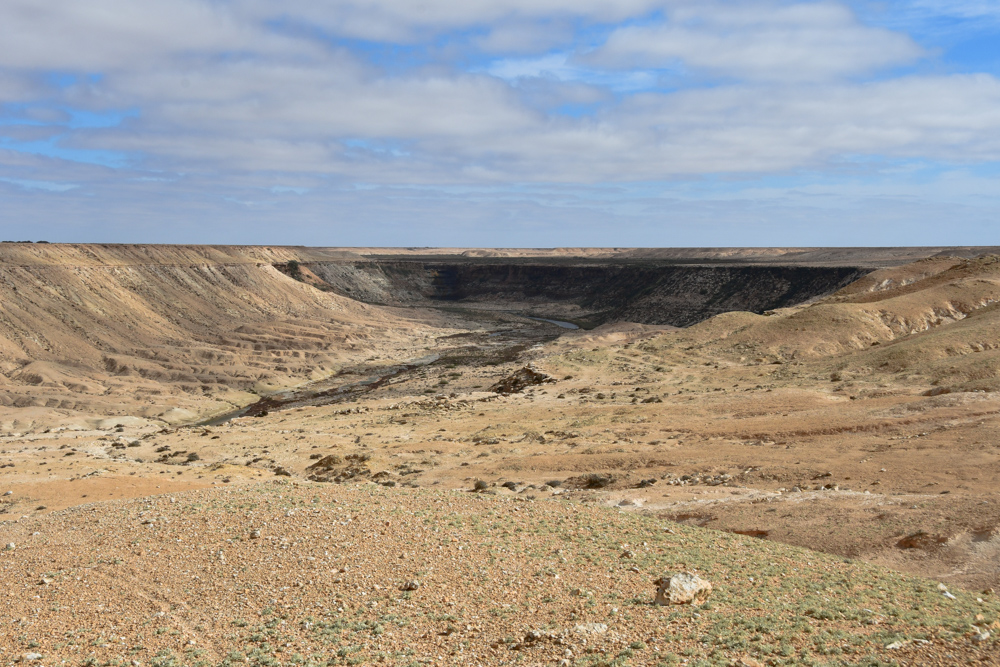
[1,0,999,244]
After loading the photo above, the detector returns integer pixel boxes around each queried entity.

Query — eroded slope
[0,244,445,432]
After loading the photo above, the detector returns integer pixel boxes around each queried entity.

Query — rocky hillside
[0,244,439,431]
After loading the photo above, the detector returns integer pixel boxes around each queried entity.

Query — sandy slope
[0,244,447,433]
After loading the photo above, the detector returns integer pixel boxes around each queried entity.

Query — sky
[1,0,999,247]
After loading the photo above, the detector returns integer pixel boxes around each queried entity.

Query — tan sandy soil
[3,246,1000,665]
[2,482,998,666]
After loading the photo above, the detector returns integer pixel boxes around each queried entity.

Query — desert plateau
[2,243,1000,667]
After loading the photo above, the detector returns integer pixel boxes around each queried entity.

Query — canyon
[1,243,999,665]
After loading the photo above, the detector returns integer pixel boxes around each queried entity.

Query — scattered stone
[897,531,949,550]
[3,490,11,496]
[523,630,545,643]
[572,623,608,635]
[972,631,990,644]
[24,653,43,662]
[577,473,616,489]
[885,641,907,650]
[401,580,420,591]
[306,454,370,483]
[4,543,14,551]
[473,480,489,491]
[307,455,343,470]
[654,572,713,606]
[490,367,552,395]
[923,387,951,397]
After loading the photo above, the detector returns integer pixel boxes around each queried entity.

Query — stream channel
[197,313,574,427]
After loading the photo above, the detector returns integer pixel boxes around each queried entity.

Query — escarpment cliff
[306,259,872,327]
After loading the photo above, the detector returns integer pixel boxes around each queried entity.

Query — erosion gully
[197,314,575,427]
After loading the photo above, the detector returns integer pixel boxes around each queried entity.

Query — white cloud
[592,1,923,81]
[236,0,665,42]
[598,74,1000,177]
[0,0,666,73]
[0,0,998,247]
[0,0,316,71]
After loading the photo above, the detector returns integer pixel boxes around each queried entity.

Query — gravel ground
[2,480,997,666]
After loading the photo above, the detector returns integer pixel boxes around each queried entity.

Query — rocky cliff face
[307,259,871,327]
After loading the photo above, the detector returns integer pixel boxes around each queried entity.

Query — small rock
[5,543,14,551]
[972,632,990,644]
[654,572,712,606]
[3,490,11,496]
[401,580,420,591]
[886,641,907,650]
[24,654,43,662]
[39,578,52,585]
[572,623,608,635]
[943,591,957,600]
[250,529,261,539]
[524,630,544,643]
